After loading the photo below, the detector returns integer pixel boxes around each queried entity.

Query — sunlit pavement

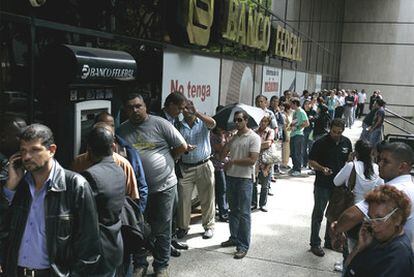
[167,120,363,277]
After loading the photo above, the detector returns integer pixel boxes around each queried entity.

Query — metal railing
[385,107,414,127]
[384,119,412,135]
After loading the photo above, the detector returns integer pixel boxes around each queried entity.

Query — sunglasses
[233,118,244,123]
[364,208,398,224]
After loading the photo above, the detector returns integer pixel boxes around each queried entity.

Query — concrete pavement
[165,120,362,276]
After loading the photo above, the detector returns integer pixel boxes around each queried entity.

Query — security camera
[29,0,46,7]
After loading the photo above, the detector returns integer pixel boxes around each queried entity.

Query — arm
[71,175,101,276]
[345,221,373,266]
[195,111,216,129]
[309,160,333,176]
[261,129,274,150]
[227,152,260,168]
[331,205,364,235]
[333,162,353,187]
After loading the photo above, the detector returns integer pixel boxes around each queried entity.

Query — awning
[42,44,137,84]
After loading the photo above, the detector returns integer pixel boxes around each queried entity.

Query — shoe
[251,205,258,211]
[176,228,189,239]
[218,215,229,222]
[234,250,247,259]
[290,171,301,177]
[202,228,214,239]
[334,261,343,272]
[170,245,181,257]
[154,267,169,277]
[310,246,325,257]
[259,207,268,212]
[133,266,148,277]
[171,240,189,250]
[221,239,237,247]
[307,170,315,175]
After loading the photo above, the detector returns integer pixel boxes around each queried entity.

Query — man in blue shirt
[176,100,217,239]
[0,124,100,276]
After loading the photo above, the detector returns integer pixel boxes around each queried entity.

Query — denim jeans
[310,185,333,247]
[290,135,304,172]
[369,127,383,147]
[252,170,270,207]
[226,176,253,252]
[302,128,313,167]
[215,170,229,217]
[134,185,175,271]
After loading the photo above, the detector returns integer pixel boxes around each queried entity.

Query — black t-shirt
[309,134,352,188]
[345,95,355,107]
[345,234,414,277]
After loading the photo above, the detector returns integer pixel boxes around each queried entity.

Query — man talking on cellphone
[0,124,100,276]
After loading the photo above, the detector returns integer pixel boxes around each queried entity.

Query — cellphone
[13,158,23,169]
[366,225,373,233]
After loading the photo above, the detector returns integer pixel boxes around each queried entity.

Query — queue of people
[0,86,413,277]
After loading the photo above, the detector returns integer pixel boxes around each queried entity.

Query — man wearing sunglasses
[220,111,261,259]
[344,185,414,276]
[332,142,414,248]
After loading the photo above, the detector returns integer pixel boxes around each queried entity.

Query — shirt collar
[182,117,200,129]
[387,174,413,185]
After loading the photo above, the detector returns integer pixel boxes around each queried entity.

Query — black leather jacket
[0,160,101,277]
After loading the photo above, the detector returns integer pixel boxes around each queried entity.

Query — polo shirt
[226,129,261,179]
[309,134,352,188]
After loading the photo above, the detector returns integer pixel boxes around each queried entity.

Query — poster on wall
[261,66,281,98]
[306,74,316,92]
[281,69,296,93]
[253,64,263,103]
[162,49,220,115]
[220,60,255,106]
[315,74,322,92]
[296,71,307,94]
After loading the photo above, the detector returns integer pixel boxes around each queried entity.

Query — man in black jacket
[82,126,126,276]
[0,123,100,276]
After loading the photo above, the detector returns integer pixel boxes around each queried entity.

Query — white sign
[261,66,281,97]
[162,50,220,115]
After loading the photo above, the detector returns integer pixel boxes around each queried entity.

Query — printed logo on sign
[81,64,90,79]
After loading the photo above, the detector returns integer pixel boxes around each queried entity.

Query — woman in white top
[334,139,384,203]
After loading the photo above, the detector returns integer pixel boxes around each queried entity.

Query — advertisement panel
[162,49,220,115]
[261,66,281,98]
[220,59,255,106]
[281,69,296,93]
[296,71,307,94]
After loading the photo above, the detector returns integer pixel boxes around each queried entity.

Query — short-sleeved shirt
[372,107,385,130]
[345,95,355,107]
[291,107,309,137]
[178,118,212,164]
[226,129,261,179]
[345,234,414,277]
[117,115,186,194]
[356,174,414,246]
[309,134,352,188]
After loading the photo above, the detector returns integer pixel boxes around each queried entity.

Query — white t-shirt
[355,174,414,246]
[358,92,367,104]
[226,129,261,179]
[334,161,384,203]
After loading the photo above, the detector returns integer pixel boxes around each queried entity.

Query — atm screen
[74,100,111,157]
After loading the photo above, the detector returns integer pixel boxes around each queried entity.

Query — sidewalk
[167,120,363,277]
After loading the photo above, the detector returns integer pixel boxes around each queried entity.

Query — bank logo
[81,64,90,79]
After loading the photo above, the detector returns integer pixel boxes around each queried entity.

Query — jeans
[290,135,304,172]
[344,106,353,127]
[310,185,333,247]
[302,128,313,167]
[369,127,383,147]
[134,186,176,271]
[252,170,270,208]
[226,176,253,252]
[215,170,229,217]
[328,109,335,119]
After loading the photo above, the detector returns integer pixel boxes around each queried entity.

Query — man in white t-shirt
[220,111,261,259]
[332,142,414,247]
[356,89,367,119]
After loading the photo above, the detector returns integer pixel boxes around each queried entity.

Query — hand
[6,153,24,191]
[331,221,339,235]
[185,100,197,115]
[357,222,373,252]
[322,167,333,176]
[348,151,356,162]
[187,144,197,152]
[224,160,234,171]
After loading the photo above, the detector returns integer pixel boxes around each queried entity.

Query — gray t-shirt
[117,115,186,194]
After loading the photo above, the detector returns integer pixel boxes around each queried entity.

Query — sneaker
[202,228,214,239]
[133,266,148,277]
[221,239,237,247]
[154,267,169,277]
[334,261,343,272]
[234,250,247,259]
[176,228,189,239]
[290,171,301,177]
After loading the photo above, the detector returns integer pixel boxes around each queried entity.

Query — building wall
[339,0,414,117]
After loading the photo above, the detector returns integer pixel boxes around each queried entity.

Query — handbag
[260,130,280,164]
[325,163,357,223]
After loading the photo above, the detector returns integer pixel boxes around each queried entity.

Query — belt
[17,267,50,277]
[181,157,211,167]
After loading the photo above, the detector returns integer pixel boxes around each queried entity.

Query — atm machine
[39,44,137,166]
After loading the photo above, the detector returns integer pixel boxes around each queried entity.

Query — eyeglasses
[233,118,244,123]
[364,208,399,224]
